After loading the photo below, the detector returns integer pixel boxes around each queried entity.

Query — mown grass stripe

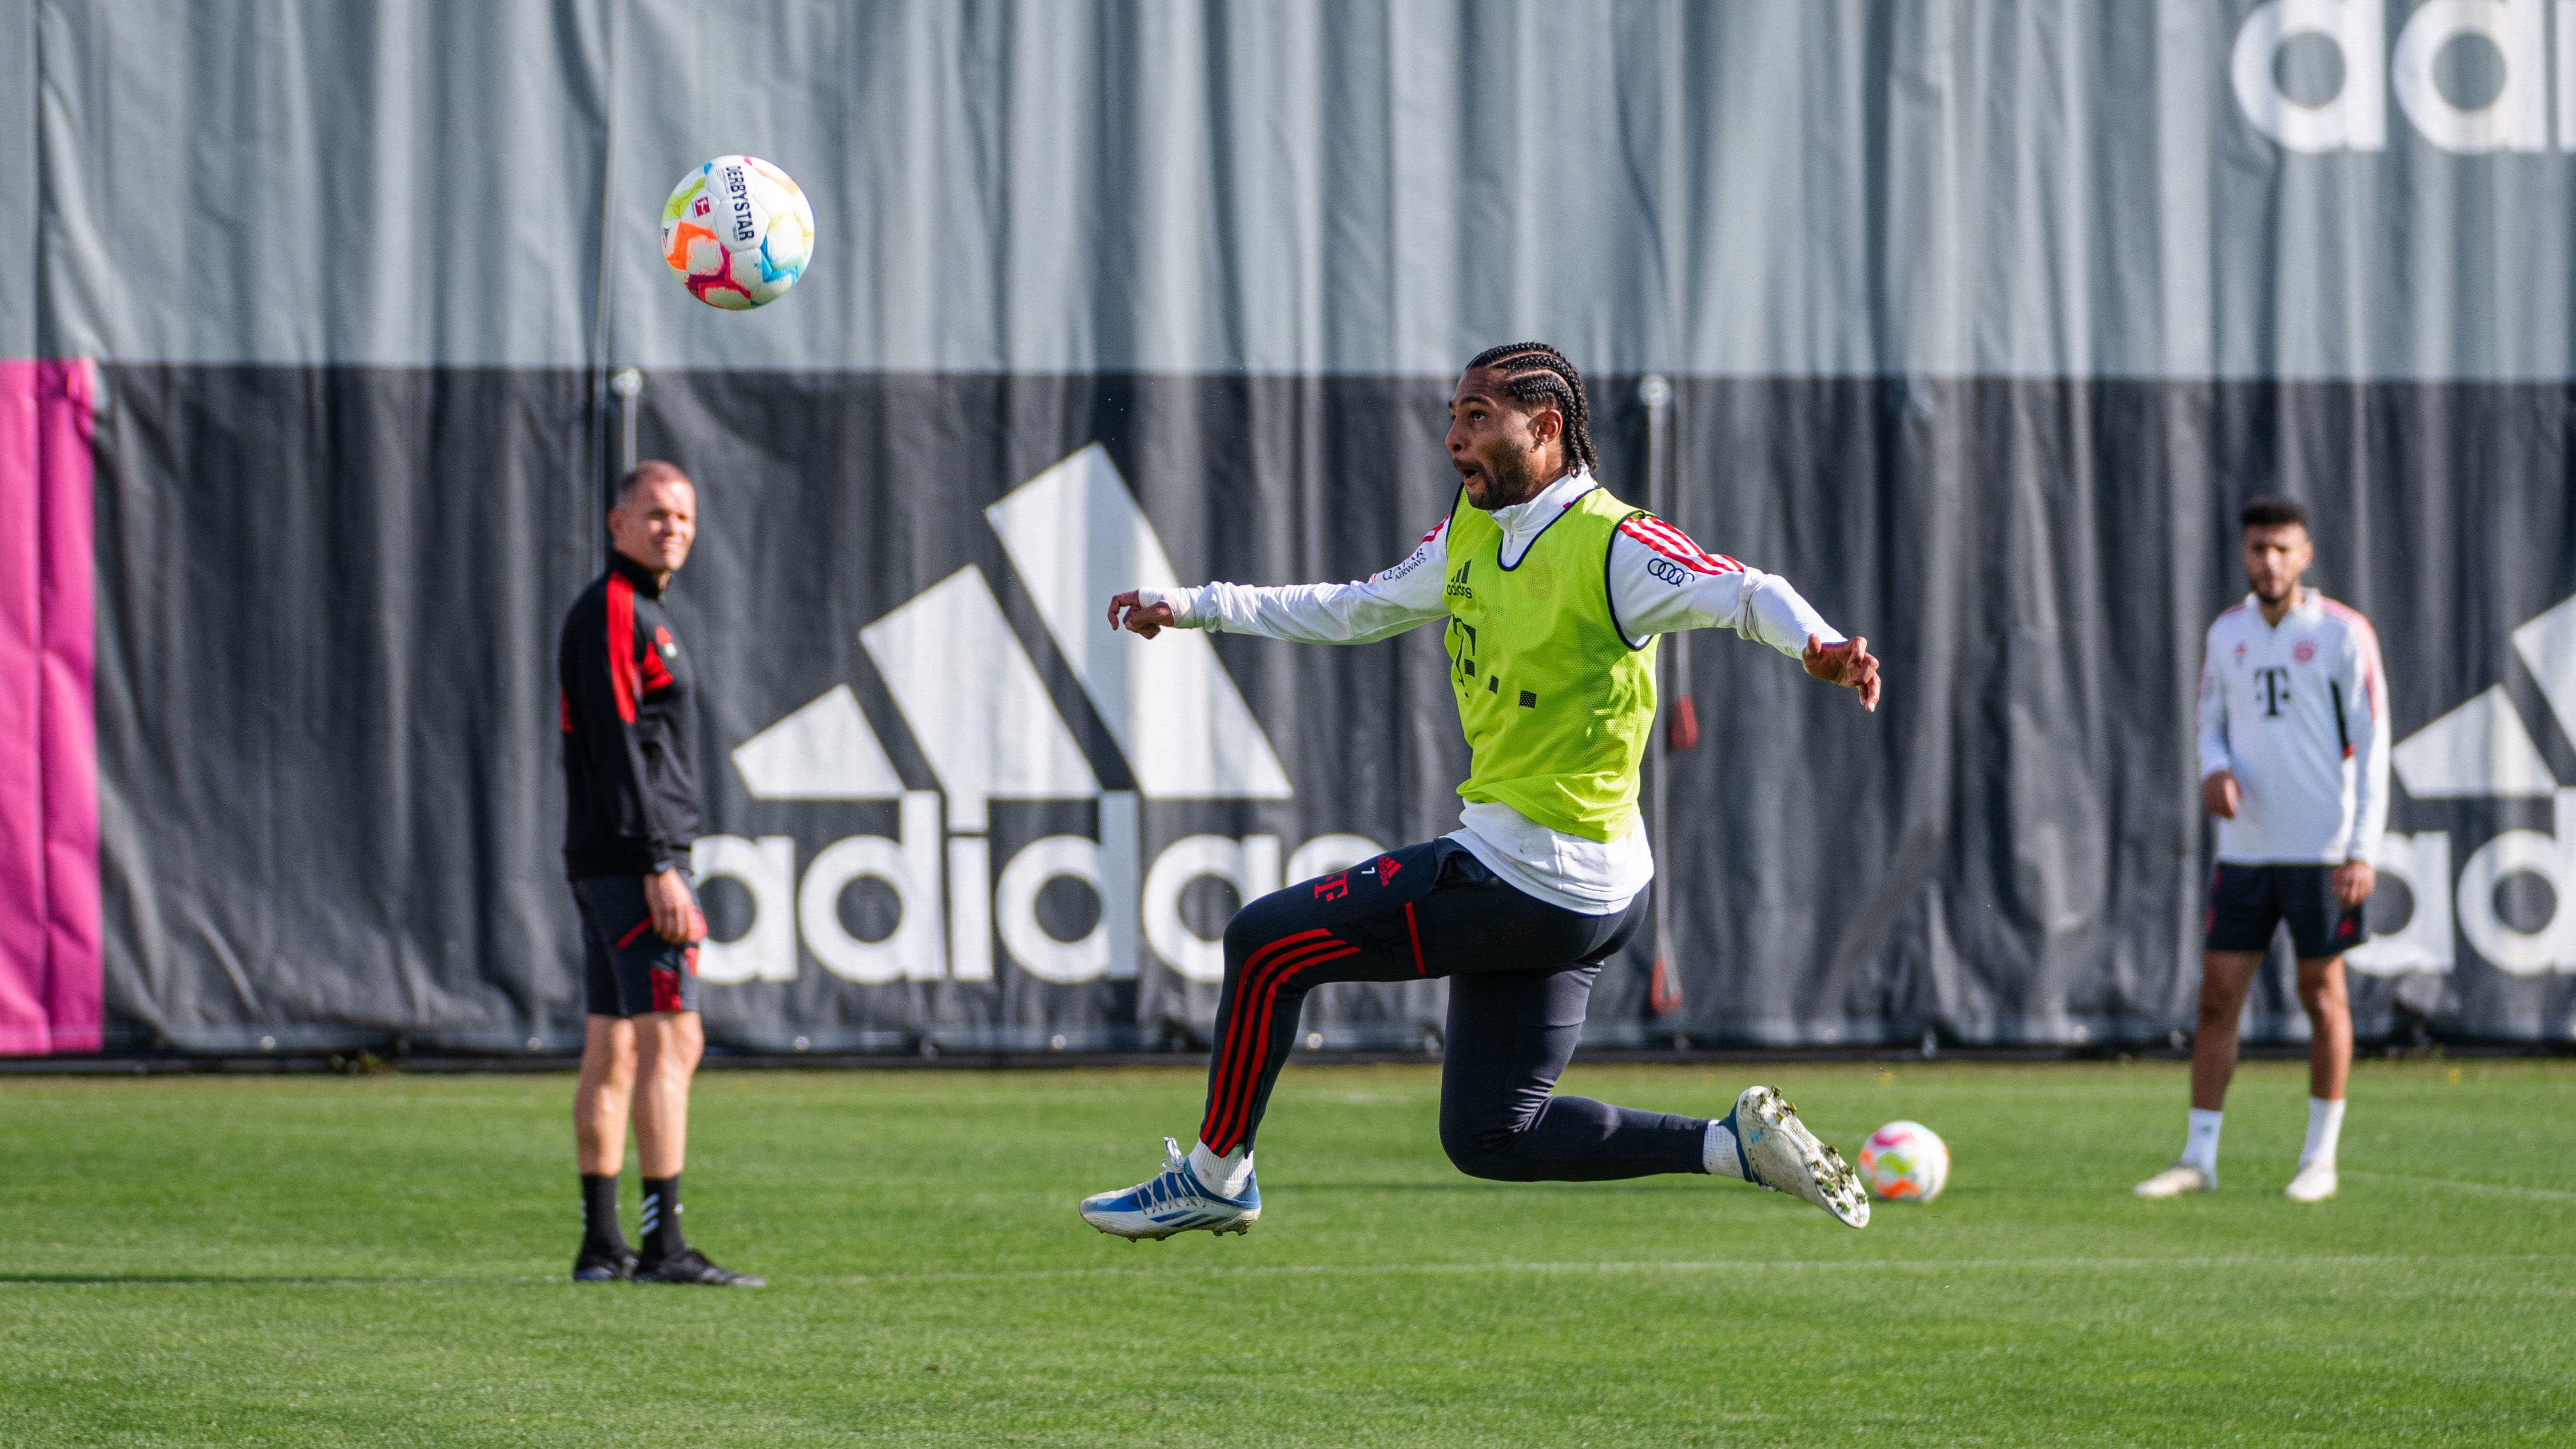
[9,1252,2567,1292]
[2339,1170,2576,1202]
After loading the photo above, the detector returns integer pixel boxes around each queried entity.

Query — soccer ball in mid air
[1858,1121,1949,1202]
[661,156,814,310]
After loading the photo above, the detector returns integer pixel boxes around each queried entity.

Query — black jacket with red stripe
[558,552,698,879]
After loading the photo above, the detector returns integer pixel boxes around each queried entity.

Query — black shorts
[574,874,704,1017]
[2204,862,2367,959]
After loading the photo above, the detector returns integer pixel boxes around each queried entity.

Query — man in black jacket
[556,460,758,1287]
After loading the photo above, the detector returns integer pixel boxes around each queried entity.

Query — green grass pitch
[1,1058,2570,1446]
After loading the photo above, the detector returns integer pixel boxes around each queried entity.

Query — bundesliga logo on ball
[661,156,814,310]
[1858,1121,1950,1202]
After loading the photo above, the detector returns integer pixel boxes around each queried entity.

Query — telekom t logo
[2255,666,2292,717]
[689,446,1382,990]
[2233,0,2576,153]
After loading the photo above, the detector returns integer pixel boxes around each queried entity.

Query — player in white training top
[2137,496,2389,1205]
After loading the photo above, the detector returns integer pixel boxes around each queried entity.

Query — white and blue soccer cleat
[1079,1137,1261,1240]
[1731,1085,1870,1228]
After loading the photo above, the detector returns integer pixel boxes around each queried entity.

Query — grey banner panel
[93,366,596,1053]
[32,1,610,367]
[1,0,33,358]
[88,366,2576,1053]
[19,2,2576,378]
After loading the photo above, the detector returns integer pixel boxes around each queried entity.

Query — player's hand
[1106,590,1175,639]
[644,867,697,944]
[2334,859,2376,910]
[1803,634,1880,713]
[2203,770,2240,820]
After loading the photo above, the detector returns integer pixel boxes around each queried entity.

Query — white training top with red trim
[2197,588,2391,865]
[1138,468,1843,913]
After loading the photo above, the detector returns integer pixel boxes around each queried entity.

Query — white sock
[1187,1141,1254,1198]
[2301,1097,2345,1170]
[1703,1118,1747,1180]
[2182,1109,2223,1175]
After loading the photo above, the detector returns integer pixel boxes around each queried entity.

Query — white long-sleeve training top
[1140,468,1842,914]
[2196,589,2391,866]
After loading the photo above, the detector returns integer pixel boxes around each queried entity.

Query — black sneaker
[573,1243,639,1283]
[635,1248,764,1287]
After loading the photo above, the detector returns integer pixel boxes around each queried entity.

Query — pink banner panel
[39,362,100,1051]
[0,362,45,1052]
[0,360,100,1055]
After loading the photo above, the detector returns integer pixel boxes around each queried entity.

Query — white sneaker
[1731,1086,1869,1228]
[2133,1162,2214,1197]
[2284,1162,2338,1202]
[1078,1137,1261,1240]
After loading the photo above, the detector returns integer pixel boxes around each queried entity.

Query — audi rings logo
[1645,557,1692,586]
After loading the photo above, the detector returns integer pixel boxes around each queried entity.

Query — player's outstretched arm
[1802,634,1881,713]
[1102,521,1453,646]
[1107,590,1175,639]
[1607,518,1875,713]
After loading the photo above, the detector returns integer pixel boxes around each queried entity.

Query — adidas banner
[8,3,2576,1054]
[64,370,2576,1054]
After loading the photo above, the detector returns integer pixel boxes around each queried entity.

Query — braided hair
[1463,342,1597,474]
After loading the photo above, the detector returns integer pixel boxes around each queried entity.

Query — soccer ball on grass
[1857,1120,1949,1202]
[661,156,814,310]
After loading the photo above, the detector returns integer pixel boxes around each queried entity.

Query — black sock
[579,1174,628,1253]
[640,1175,687,1260]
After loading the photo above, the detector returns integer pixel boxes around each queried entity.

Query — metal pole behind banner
[586,0,625,577]
[1640,374,1681,1018]
[611,368,642,476]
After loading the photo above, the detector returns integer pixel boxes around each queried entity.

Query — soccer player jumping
[1082,344,1881,1239]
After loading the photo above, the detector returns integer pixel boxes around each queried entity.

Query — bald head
[615,459,691,507]
[607,460,696,581]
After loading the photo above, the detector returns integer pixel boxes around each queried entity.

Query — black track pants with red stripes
[1197,838,1707,1181]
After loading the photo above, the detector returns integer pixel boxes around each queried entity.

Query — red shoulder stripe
[1618,515,1742,574]
[2316,598,2379,641]
[2317,600,2387,717]
[605,573,641,724]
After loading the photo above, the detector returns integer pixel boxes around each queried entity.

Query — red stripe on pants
[1206,936,1356,1148]
[1197,929,1339,1149]
[1200,931,1341,1148]
[1201,939,1360,1154]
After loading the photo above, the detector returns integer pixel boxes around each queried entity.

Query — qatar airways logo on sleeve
[2232,0,2576,153]
[686,446,1382,991]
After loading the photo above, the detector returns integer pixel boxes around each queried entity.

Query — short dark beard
[1466,452,1562,511]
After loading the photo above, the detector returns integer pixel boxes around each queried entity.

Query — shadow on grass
[1266,1180,1712,1194]
[0,1272,547,1287]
